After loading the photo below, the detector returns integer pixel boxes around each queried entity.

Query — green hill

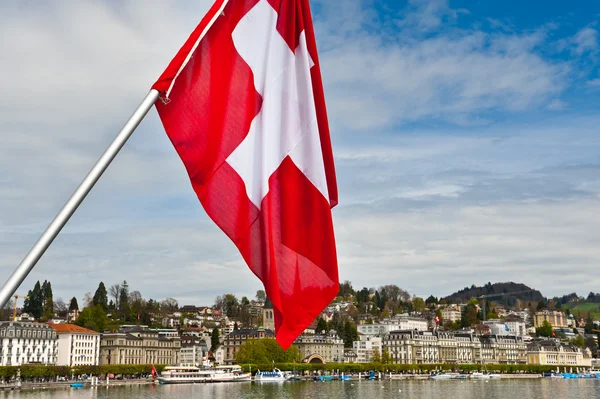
[442,282,544,308]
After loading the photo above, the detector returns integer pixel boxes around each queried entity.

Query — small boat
[430,372,459,380]
[210,365,252,383]
[253,368,289,382]
[70,382,84,388]
[471,372,501,379]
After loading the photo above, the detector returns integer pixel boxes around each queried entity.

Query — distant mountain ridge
[443,282,544,308]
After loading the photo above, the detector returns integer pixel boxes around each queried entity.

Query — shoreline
[0,374,552,391]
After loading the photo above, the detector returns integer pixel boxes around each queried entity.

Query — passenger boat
[157,365,251,384]
[253,368,290,382]
[157,366,213,384]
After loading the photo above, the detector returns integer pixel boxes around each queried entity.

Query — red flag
[151,365,157,378]
[152,0,339,349]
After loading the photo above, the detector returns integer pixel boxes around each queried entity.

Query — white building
[352,335,382,363]
[441,308,461,323]
[358,317,428,336]
[505,320,527,337]
[483,319,527,337]
[0,322,58,366]
[180,335,208,366]
[49,323,100,366]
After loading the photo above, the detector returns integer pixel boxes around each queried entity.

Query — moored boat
[253,368,290,382]
[157,365,251,384]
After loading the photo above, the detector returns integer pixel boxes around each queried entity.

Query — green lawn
[565,302,600,319]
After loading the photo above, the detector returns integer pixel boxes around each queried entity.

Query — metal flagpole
[0,89,160,309]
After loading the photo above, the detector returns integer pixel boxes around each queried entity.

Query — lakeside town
[1,279,599,380]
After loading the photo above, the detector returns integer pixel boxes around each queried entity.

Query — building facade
[358,317,429,336]
[383,330,527,365]
[262,299,275,333]
[352,335,382,363]
[294,332,345,363]
[180,335,208,366]
[0,322,58,366]
[533,311,568,329]
[99,325,180,365]
[49,324,100,366]
[222,327,274,364]
[441,308,462,324]
[527,340,592,367]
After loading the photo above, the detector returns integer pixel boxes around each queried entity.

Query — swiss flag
[152,0,339,349]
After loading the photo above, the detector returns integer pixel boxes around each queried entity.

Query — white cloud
[588,78,600,86]
[314,2,567,130]
[546,99,567,110]
[0,0,598,306]
[572,27,598,55]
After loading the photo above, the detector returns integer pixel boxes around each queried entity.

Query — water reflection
[1,379,599,399]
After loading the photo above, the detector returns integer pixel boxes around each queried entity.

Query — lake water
[1,380,599,399]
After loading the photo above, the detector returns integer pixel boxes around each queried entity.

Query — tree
[93,282,108,311]
[346,304,360,323]
[217,294,241,318]
[161,297,179,312]
[211,328,220,352]
[425,295,438,307]
[584,317,595,334]
[342,320,359,348]
[461,304,479,328]
[23,281,43,319]
[338,280,355,298]
[129,291,145,322]
[75,305,108,332]
[83,292,93,308]
[119,281,130,320]
[569,335,585,349]
[356,287,370,304]
[69,297,79,312]
[412,296,425,313]
[235,338,301,364]
[54,298,68,317]
[255,290,266,303]
[1,300,13,321]
[382,348,392,364]
[536,320,553,337]
[108,284,121,308]
[316,318,327,334]
[41,280,53,321]
[371,349,381,363]
[241,296,250,306]
[584,336,598,354]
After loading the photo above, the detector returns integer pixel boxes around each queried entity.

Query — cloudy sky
[1,0,599,307]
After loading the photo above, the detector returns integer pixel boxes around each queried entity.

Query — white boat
[211,365,252,382]
[253,368,290,382]
[430,372,460,380]
[157,365,251,384]
[471,372,501,379]
[158,366,213,384]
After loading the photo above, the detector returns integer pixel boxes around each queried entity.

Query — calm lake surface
[2,380,599,399]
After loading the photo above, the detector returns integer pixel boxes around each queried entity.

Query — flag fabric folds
[152,0,339,349]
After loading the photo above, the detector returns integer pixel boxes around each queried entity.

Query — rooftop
[48,323,99,334]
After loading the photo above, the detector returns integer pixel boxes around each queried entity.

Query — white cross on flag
[153,0,339,349]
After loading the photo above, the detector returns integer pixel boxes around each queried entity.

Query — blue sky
[0,0,599,308]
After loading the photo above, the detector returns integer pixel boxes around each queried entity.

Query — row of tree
[22,280,54,321]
